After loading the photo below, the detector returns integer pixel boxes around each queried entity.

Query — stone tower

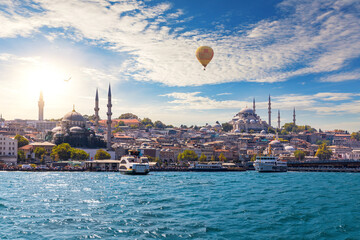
[293,107,296,125]
[278,110,280,129]
[38,90,44,121]
[253,98,256,114]
[107,84,112,150]
[268,94,271,127]
[94,88,99,133]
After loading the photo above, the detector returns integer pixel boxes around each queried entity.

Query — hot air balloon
[196,46,214,70]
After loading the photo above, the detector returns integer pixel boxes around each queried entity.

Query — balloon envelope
[196,46,214,69]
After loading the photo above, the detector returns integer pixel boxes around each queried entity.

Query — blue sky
[1,0,360,132]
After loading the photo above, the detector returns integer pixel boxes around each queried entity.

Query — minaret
[253,98,256,114]
[293,107,296,125]
[268,94,271,127]
[94,88,99,133]
[38,91,44,121]
[106,84,112,150]
[278,110,280,129]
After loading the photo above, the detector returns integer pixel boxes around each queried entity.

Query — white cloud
[0,0,359,86]
[320,71,360,82]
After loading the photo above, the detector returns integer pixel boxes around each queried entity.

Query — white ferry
[189,162,227,172]
[119,151,150,175]
[253,156,287,172]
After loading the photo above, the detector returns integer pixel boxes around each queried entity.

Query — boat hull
[120,169,150,175]
[254,163,287,172]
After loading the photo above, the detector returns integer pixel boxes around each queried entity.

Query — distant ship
[119,151,150,175]
[253,156,287,172]
[189,162,227,172]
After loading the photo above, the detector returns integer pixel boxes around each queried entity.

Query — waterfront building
[0,134,17,165]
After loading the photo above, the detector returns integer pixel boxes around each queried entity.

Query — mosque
[45,86,113,149]
[230,96,296,133]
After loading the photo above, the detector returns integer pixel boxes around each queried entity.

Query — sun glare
[25,63,70,101]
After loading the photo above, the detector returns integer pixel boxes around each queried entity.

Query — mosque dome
[200,127,207,132]
[70,126,85,133]
[51,126,62,133]
[285,146,295,151]
[260,130,266,135]
[63,110,85,122]
[239,107,254,114]
[269,140,281,145]
[250,119,255,124]
[234,129,241,133]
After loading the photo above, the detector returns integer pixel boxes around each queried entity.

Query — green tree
[351,132,360,141]
[118,113,139,119]
[294,150,306,161]
[177,150,198,162]
[316,140,330,145]
[51,143,72,161]
[250,154,257,162]
[115,121,125,127]
[34,147,46,159]
[71,148,90,160]
[154,120,166,129]
[218,153,227,162]
[14,134,29,148]
[141,117,153,127]
[211,155,216,161]
[145,124,153,129]
[199,153,207,162]
[222,122,233,132]
[94,149,111,160]
[17,150,26,163]
[315,143,332,161]
[267,127,275,134]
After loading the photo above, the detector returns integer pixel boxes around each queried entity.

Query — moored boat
[189,162,227,172]
[253,155,287,172]
[119,151,150,175]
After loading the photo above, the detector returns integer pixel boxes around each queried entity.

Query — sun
[25,62,70,100]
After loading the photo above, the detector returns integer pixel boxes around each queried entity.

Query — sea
[0,171,359,240]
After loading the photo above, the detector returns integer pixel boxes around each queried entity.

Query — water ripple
[0,172,360,239]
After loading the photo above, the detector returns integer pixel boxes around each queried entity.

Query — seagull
[64,77,71,82]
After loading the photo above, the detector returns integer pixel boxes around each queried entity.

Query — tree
[316,140,330,146]
[211,155,216,161]
[222,122,233,132]
[199,153,207,162]
[267,127,275,134]
[351,132,360,141]
[71,148,90,160]
[14,134,29,148]
[315,143,332,161]
[83,114,97,121]
[250,154,257,162]
[294,150,306,161]
[115,121,125,127]
[94,149,111,160]
[118,113,139,119]
[17,150,25,163]
[218,153,227,162]
[154,120,166,129]
[177,150,198,162]
[34,147,46,160]
[141,118,153,127]
[51,143,72,161]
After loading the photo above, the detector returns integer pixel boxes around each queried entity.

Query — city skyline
[1,0,360,132]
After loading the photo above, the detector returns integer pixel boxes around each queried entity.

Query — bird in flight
[64,77,71,82]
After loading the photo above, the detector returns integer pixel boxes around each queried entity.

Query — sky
[1,0,360,132]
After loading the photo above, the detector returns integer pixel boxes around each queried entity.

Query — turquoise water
[0,172,359,239]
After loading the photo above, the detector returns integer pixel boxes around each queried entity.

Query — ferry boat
[119,151,150,175]
[253,155,287,172]
[189,162,227,172]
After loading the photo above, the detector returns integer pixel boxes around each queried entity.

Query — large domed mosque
[230,107,269,133]
[49,106,106,148]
